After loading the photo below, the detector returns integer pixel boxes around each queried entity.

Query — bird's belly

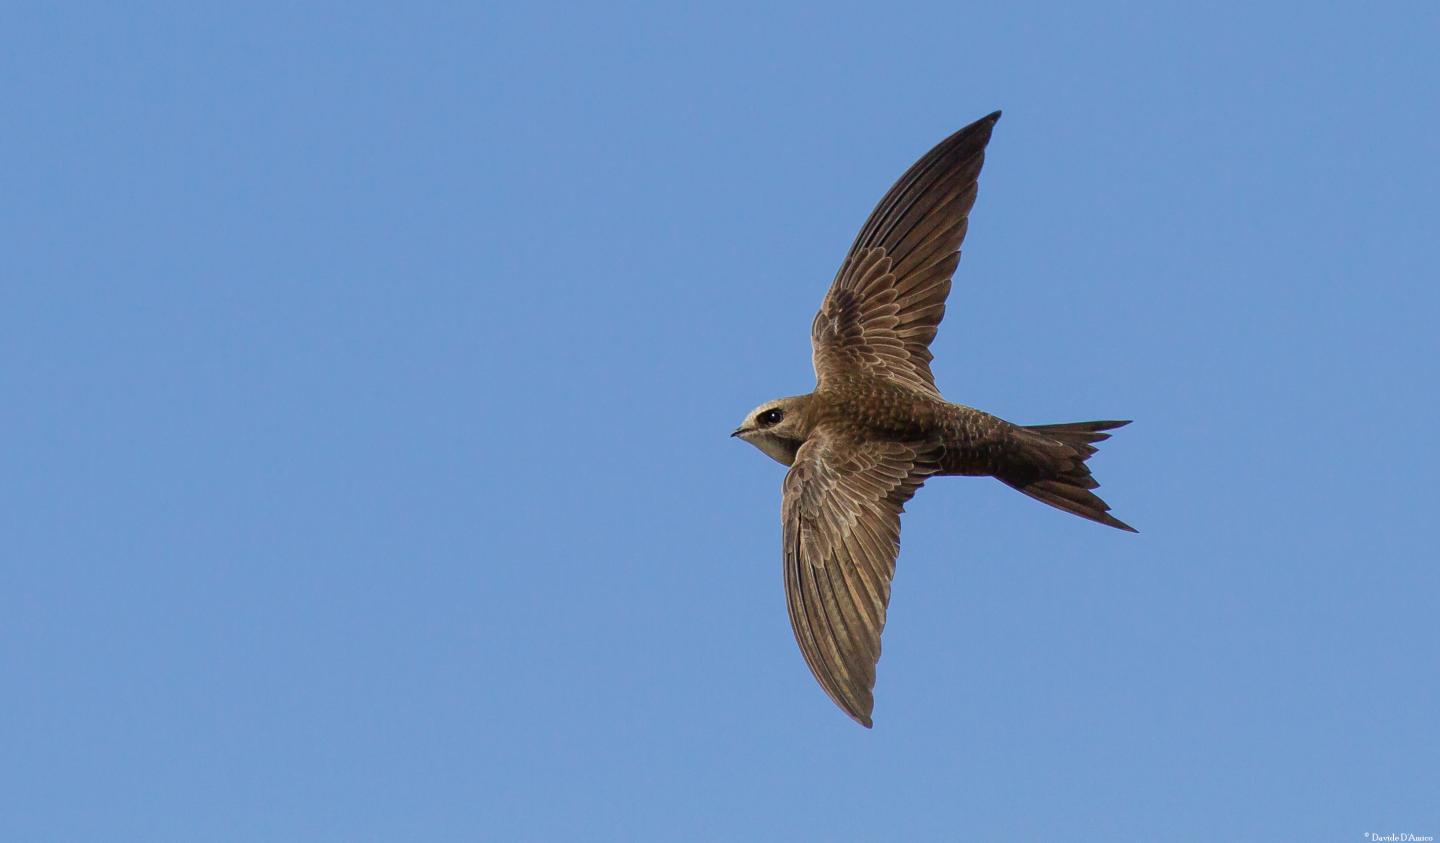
[938,443,1005,476]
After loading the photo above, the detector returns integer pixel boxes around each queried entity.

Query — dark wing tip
[954,111,1001,145]
[1098,511,1139,533]
[843,705,874,728]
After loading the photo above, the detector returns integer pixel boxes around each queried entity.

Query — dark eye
[757,408,784,427]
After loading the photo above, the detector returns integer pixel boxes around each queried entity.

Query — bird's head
[731,396,811,466]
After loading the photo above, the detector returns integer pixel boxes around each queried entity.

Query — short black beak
[730,428,746,438]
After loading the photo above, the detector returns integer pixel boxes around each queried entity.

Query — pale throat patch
[751,432,799,466]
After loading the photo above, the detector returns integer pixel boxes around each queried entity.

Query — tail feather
[1022,419,1129,456]
[997,420,1136,532]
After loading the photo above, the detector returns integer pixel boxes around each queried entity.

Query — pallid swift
[732,111,1134,728]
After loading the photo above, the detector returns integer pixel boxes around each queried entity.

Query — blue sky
[4,3,1438,840]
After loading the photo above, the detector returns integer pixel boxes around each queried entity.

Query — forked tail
[996,420,1136,532]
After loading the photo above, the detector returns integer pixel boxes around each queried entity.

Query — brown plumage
[732,111,1135,728]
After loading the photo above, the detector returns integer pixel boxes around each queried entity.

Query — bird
[731,111,1135,728]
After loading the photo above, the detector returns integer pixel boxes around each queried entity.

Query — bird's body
[744,384,1001,470]
[733,111,1135,728]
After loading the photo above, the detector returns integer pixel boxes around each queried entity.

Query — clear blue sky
[4,3,1437,840]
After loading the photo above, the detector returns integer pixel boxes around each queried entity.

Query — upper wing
[812,112,1001,396]
[781,433,940,727]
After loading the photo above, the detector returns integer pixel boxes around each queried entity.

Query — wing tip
[984,109,1002,124]
[1109,516,1140,534]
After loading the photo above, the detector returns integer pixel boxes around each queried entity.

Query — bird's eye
[757,408,784,427]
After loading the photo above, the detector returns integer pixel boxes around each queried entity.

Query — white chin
[748,433,797,466]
